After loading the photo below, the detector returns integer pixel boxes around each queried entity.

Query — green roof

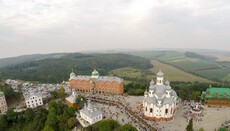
[204,87,230,99]
[91,69,99,78]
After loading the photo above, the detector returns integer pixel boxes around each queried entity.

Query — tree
[0,115,8,130]
[42,125,54,131]
[57,87,65,98]
[86,119,120,131]
[198,128,205,131]
[186,118,193,131]
[25,108,34,123]
[190,91,201,101]
[45,108,58,129]
[67,117,78,129]
[6,109,17,123]
[76,95,87,109]
[50,91,57,98]
[118,124,138,131]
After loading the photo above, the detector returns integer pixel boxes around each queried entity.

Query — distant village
[0,69,230,131]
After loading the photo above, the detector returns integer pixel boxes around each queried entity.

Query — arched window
[150,108,153,113]
[165,109,168,114]
[145,107,147,111]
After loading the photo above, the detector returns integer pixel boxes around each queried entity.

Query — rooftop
[204,87,230,99]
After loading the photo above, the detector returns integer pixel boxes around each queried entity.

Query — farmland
[108,60,214,83]
[129,51,230,84]
[149,60,214,83]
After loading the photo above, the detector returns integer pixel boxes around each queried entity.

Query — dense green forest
[0,53,152,83]
[0,101,137,131]
[0,100,76,131]
[0,53,66,68]
[85,119,137,131]
[124,81,225,101]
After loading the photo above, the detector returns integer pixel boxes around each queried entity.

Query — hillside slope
[0,53,66,68]
[0,53,152,83]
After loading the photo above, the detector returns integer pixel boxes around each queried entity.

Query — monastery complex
[69,69,123,95]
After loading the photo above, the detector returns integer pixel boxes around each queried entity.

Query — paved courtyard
[119,95,230,131]
[79,93,230,131]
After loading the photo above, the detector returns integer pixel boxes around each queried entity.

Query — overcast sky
[0,0,230,58]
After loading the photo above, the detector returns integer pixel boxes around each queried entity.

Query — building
[24,93,43,108]
[0,92,8,114]
[79,100,103,125]
[69,69,124,95]
[66,89,78,109]
[201,87,230,107]
[143,70,179,122]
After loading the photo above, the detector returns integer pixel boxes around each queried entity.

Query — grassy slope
[149,60,214,83]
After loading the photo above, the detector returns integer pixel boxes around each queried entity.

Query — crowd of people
[182,101,204,122]
[79,92,157,131]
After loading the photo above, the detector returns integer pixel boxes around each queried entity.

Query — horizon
[1,0,230,58]
[0,47,230,59]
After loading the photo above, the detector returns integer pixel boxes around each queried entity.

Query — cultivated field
[149,60,214,83]
[130,51,230,83]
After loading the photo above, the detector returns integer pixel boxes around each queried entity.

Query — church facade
[69,70,124,95]
[143,70,179,122]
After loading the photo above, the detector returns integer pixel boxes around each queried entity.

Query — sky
[0,0,230,58]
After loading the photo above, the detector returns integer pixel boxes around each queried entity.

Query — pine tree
[186,118,193,131]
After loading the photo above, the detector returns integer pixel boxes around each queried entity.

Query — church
[69,69,124,95]
[143,70,179,122]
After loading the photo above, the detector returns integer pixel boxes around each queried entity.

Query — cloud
[0,0,230,58]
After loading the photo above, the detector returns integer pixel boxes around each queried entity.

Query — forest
[0,100,76,131]
[0,53,152,83]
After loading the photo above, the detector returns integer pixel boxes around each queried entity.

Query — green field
[108,67,154,83]
[108,60,214,83]
[129,51,230,83]
[149,60,214,83]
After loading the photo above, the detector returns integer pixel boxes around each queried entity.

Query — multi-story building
[0,91,8,114]
[201,87,230,107]
[143,70,179,122]
[24,93,43,108]
[69,69,124,95]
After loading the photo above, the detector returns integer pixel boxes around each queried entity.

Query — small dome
[69,71,76,80]
[91,69,99,78]
[70,72,75,76]
[157,69,164,77]
[165,80,170,85]
[150,80,155,85]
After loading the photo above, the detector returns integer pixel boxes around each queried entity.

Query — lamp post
[226,108,229,122]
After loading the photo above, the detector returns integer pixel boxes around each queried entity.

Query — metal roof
[72,75,123,83]
[204,87,230,99]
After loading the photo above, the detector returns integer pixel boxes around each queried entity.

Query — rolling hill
[129,51,230,84]
[0,53,152,83]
